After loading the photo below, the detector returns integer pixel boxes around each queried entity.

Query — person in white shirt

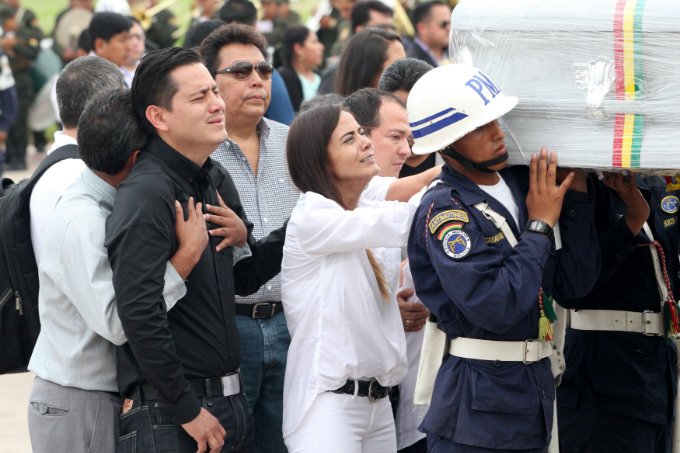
[29,55,125,264]
[27,89,209,453]
[88,12,132,86]
[281,105,420,453]
[344,87,436,453]
[120,17,145,86]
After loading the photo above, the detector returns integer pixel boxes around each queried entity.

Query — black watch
[525,219,554,238]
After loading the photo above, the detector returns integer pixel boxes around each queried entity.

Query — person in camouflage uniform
[1,0,37,28]
[145,3,179,48]
[268,0,300,49]
[0,5,42,170]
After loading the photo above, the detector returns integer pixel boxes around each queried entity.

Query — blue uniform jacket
[557,174,678,425]
[407,164,599,449]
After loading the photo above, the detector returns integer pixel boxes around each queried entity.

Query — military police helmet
[407,64,518,155]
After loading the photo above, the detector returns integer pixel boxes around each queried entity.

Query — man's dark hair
[200,23,267,76]
[218,0,257,26]
[131,47,203,135]
[351,0,393,33]
[335,27,402,97]
[56,56,126,129]
[77,28,92,53]
[279,25,310,67]
[343,87,404,131]
[412,1,447,28]
[184,19,224,49]
[0,6,16,23]
[77,89,146,175]
[378,57,433,94]
[88,12,132,44]
[286,104,345,207]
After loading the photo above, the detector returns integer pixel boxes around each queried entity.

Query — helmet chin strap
[441,147,508,174]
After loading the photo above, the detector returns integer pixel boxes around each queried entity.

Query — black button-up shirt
[105,136,285,424]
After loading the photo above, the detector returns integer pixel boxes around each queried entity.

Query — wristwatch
[525,219,554,238]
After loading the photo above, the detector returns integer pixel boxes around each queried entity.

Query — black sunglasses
[215,61,274,80]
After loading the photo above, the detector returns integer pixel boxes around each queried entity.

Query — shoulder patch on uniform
[661,196,679,214]
[442,230,471,259]
[484,231,506,245]
[428,210,469,234]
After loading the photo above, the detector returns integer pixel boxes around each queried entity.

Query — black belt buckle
[367,378,388,403]
[251,302,275,319]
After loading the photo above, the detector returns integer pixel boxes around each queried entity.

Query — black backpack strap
[31,144,80,181]
[15,144,80,204]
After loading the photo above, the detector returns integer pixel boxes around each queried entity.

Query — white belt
[570,309,663,336]
[448,337,553,363]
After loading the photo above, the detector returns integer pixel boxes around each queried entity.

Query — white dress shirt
[281,191,417,438]
[28,169,187,392]
[363,175,395,202]
[29,131,84,264]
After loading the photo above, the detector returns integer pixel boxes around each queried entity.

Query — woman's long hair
[278,25,311,68]
[335,27,402,97]
[286,105,390,301]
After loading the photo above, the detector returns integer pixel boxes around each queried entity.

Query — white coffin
[450,0,680,172]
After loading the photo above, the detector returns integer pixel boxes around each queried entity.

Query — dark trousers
[116,393,254,453]
[6,72,33,165]
[557,388,669,453]
[427,434,547,453]
[399,437,427,453]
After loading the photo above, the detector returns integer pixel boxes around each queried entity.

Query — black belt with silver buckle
[331,378,390,403]
[235,301,283,319]
[131,372,240,401]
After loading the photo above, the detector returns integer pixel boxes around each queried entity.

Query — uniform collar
[439,163,492,206]
[439,163,526,232]
[145,135,214,182]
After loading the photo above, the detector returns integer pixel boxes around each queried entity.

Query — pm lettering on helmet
[465,71,501,106]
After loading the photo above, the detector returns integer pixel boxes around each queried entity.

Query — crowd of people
[0,0,453,175]
[6,1,680,453]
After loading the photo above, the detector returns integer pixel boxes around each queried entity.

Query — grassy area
[23,0,195,35]
[22,0,315,36]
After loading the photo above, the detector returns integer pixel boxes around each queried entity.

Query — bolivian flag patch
[437,222,464,240]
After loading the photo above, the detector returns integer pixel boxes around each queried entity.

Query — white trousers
[286,391,397,453]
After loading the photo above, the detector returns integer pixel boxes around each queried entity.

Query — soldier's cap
[0,6,17,22]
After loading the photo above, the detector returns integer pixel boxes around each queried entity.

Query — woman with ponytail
[281,105,418,453]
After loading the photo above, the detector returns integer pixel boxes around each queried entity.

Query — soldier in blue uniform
[406,64,600,452]
[557,172,680,453]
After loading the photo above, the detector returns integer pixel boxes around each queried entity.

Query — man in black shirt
[106,47,285,453]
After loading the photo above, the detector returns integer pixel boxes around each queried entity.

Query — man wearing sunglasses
[406,1,451,67]
[200,24,299,453]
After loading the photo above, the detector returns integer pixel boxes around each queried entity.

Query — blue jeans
[116,393,254,453]
[235,310,291,453]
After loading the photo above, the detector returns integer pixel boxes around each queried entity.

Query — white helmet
[407,64,518,155]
